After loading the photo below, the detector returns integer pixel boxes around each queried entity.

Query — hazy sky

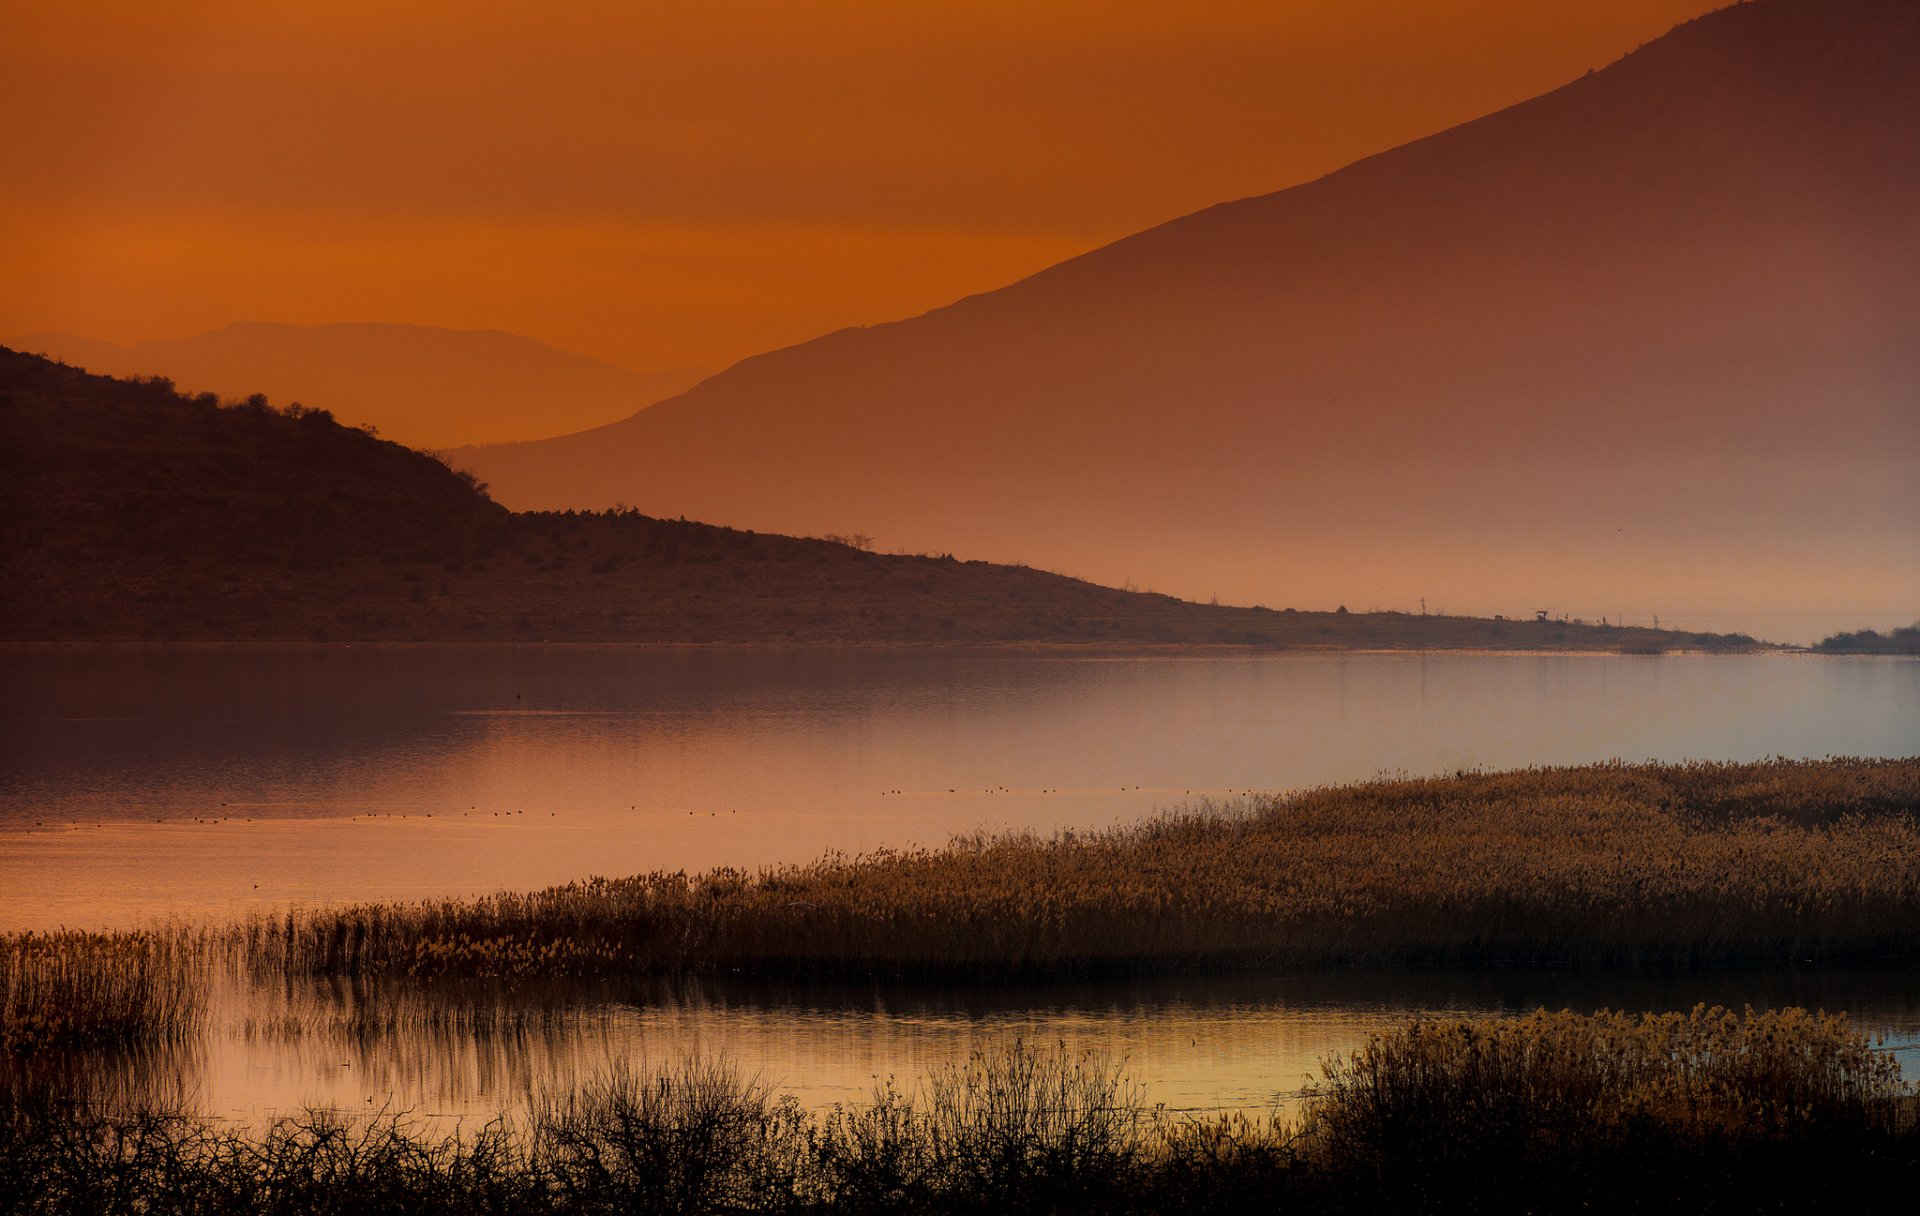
[4,0,1719,371]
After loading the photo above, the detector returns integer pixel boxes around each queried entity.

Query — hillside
[9,323,708,449]
[0,349,1756,650]
[1814,624,1920,655]
[452,0,1920,640]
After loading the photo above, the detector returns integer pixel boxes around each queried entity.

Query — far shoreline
[0,638,1801,657]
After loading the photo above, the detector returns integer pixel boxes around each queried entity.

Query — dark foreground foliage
[2,1009,1914,1215]
[253,758,1920,982]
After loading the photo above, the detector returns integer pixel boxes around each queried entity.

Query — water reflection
[19,964,1913,1127]
[3,649,1915,929]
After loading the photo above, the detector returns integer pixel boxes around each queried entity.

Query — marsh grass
[0,931,206,1055]
[1303,1005,1907,1170]
[811,1040,1152,1212]
[2,1012,1914,1214]
[9,760,1915,1064]
[532,1058,813,1213]
[251,758,1920,981]
[1289,1004,1920,1212]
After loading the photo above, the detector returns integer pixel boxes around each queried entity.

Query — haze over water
[3,649,1914,930]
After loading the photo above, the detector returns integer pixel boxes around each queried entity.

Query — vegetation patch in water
[0,931,204,1055]
[252,758,1920,980]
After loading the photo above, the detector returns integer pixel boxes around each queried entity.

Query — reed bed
[249,758,1920,981]
[0,931,206,1055]
[1303,1005,1907,1183]
[2,1009,1913,1214]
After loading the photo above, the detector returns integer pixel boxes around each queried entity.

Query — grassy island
[250,757,1920,982]
[7,757,1916,1056]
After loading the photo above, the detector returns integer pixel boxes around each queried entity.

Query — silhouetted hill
[0,349,1758,650]
[9,323,709,449]
[1813,624,1920,655]
[454,0,1920,639]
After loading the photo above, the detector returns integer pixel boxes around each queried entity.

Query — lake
[3,646,1916,1119]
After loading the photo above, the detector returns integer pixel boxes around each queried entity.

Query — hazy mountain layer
[454,0,1920,640]
[9,322,709,449]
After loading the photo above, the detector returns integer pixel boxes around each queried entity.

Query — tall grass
[8,760,1915,1060]
[532,1059,813,1213]
[250,758,1920,980]
[1293,1003,1919,1212]
[1305,1004,1904,1161]
[2,1011,1913,1214]
[0,931,205,1054]
[811,1040,1152,1212]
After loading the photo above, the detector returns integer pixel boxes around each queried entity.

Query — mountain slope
[10,323,709,449]
[454,0,1920,639]
[0,347,1753,651]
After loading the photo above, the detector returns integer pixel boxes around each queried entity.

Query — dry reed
[0,931,205,1054]
[250,758,1920,980]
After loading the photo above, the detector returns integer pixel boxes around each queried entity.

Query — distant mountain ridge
[9,322,710,449]
[453,0,1920,641]
[0,347,1756,652]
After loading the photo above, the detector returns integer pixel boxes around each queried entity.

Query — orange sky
[3,0,1721,372]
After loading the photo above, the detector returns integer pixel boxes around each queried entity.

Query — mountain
[8,322,710,449]
[452,0,1920,641]
[0,347,1755,651]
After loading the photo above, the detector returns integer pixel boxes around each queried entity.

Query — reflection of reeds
[0,1039,206,1118]
[1,1012,1913,1213]
[253,759,1920,981]
[0,930,206,1054]
[240,973,610,1043]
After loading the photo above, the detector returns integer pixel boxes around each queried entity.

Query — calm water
[3,647,1916,1121]
[17,965,1920,1127]
[4,648,1915,929]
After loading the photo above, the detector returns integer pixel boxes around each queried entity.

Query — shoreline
[0,638,1796,656]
